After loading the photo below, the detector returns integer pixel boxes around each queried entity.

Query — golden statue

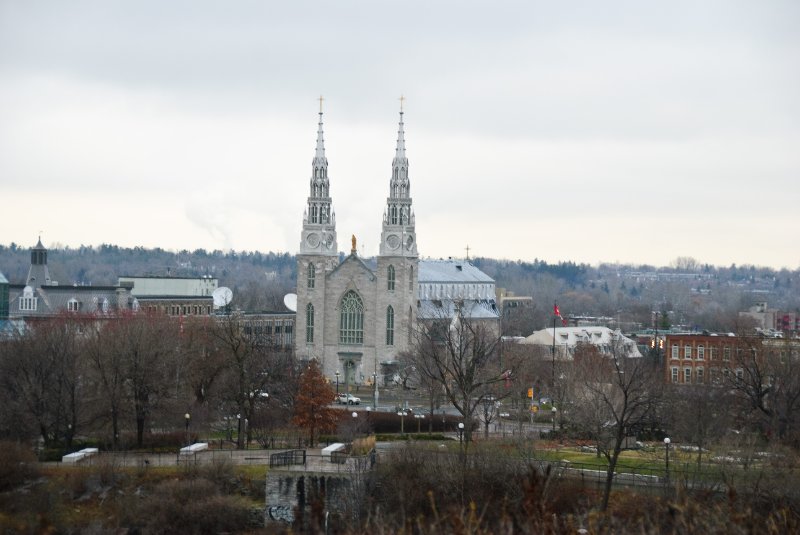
[351,234,357,253]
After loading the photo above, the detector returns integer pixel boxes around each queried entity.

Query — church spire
[299,99,337,256]
[379,100,417,257]
[314,96,326,162]
[393,96,407,167]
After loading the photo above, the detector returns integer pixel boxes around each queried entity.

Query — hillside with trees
[1,243,798,332]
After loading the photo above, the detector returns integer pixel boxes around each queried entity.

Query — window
[19,286,37,312]
[67,298,81,312]
[671,344,679,360]
[307,263,316,289]
[735,368,744,382]
[684,345,692,359]
[710,347,717,360]
[697,345,705,360]
[696,367,704,384]
[684,367,692,383]
[339,290,364,345]
[386,306,394,345]
[671,367,679,383]
[723,347,731,361]
[306,303,314,343]
[387,265,395,291]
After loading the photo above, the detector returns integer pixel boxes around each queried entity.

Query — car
[337,393,361,405]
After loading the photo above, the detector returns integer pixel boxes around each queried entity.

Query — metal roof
[419,260,495,283]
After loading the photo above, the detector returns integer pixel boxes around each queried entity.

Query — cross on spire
[318,95,324,113]
[399,94,405,112]
[465,245,471,260]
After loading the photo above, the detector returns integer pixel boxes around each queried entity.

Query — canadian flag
[554,303,568,327]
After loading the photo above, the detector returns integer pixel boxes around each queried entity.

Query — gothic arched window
[390,205,398,225]
[339,290,364,345]
[306,303,315,343]
[387,265,395,291]
[307,263,315,289]
[386,306,395,346]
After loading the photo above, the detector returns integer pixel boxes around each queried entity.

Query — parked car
[337,393,361,405]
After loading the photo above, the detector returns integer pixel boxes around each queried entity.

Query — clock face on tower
[386,234,400,250]
[306,233,320,248]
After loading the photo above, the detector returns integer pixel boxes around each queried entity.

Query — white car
[337,393,361,405]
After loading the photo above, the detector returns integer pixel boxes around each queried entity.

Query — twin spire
[301,97,416,258]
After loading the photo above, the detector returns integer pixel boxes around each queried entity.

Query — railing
[269,449,306,468]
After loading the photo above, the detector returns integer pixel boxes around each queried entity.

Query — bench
[321,443,345,462]
[62,447,99,464]
[179,442,209,455]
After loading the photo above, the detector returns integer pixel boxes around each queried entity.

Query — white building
[521,326,642,360]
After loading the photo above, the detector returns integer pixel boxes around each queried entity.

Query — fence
[269,449,306,468]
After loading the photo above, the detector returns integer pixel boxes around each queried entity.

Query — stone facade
[295,108,418,387]
[293,106,497,386]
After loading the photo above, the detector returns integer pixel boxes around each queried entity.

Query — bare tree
[724,336,800,444]
[210,313,273,448]
[97,311,181,448]
[85,319,127,449]
[0,314,87,447]
[411,302,516,445]
[571,341,662,511]
[666,384,733,470]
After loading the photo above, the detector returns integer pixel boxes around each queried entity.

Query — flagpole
[552,301,557,400]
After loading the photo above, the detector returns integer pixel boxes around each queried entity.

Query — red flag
[554,303,567,326]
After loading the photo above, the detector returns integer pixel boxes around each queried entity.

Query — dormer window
[67,298,81,312]
[19,286,38,312]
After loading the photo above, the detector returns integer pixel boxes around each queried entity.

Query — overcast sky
[1,1,798,269]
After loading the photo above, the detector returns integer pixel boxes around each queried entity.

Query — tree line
[0,312,306,452]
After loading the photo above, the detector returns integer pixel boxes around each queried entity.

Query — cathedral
[294,104,499,390]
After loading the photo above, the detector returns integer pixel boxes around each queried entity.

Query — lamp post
[236,413,242,449]
[414,413,425,433]
[664,437,671,488]
[458,422,465,447]
[551,406,557,433]
[335,371,340,395]
[397,411,407,434]
[373,371,379,410]
[184,413,191,446]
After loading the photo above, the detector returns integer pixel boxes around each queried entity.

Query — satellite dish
[283,293,297,312]
[212,287,233,308]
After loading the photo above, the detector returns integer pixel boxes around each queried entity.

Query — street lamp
[335,371,340,395]
[664,437,671,487]
[184,413,191,446]
[414,413,425,433]
[551,406,557,433]
[397,411,407,434]
[373,371,379,410]
[458,422,465,446]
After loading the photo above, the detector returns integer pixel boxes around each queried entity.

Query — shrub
[0,441,38,491]
[138,478,253,534]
